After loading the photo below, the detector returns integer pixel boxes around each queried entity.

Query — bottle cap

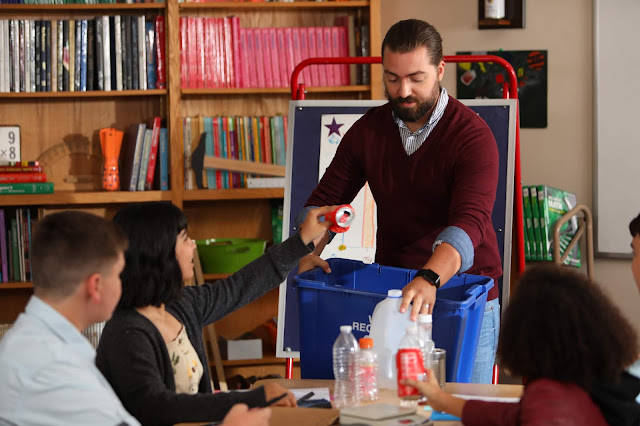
[418,314,433,323]
[359,337,373,349]
[340,325,353,333]
[387,289,403,298]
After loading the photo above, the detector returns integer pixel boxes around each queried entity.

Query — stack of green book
[522,184,581,267]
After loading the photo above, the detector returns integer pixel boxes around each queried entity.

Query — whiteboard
[594,0,640,257]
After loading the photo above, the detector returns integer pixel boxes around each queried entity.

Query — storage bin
[196,238,266,274]
[293,258,494,382]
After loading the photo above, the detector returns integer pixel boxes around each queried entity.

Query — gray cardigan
[96,233,312,425]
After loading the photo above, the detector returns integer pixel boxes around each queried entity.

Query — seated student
[403,264,639,425]
[589,212,640,425]
[0,211,139,425]
[96,201,336,425]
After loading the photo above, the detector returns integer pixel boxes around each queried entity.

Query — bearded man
[297,19,502,384]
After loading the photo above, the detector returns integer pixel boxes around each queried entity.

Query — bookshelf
[0,0,382,377]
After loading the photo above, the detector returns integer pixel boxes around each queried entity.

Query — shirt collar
[25,295,96,361]
[393,86,449,134]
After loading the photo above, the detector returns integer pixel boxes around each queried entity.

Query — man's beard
[386,85,440,123]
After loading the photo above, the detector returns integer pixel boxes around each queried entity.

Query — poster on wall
[456,50,548,128]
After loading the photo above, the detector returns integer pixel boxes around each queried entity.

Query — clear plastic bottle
[417,313,435,372]
[332,325,360,408]
[369,289,413,390]
[355,337,378,402]
[396,325,426,403]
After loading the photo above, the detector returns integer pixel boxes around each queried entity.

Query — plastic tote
[196,238,266,274]
[293,258,493,382]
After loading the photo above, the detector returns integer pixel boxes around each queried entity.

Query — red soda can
[324,204,355,233]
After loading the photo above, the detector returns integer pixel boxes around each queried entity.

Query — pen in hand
[296,391,315,405]
[262,392,289,407]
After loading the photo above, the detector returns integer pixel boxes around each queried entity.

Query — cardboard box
[226,338,263,360]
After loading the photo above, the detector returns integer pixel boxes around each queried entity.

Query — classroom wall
[380,0,640,330]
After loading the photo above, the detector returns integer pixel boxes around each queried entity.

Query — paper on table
[452,393,520,403]
[290,387,331,401]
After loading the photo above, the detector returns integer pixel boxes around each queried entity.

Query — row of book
[0,162,55,195]
[120,117,169,191]
[180,14,370,89]
[0,321,105,349]
[183,115,287,190]
[0,15,166,93]
[0,207,38,283]
[522,184,581,267]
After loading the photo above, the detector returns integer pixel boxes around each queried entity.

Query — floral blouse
[167,326,203,394]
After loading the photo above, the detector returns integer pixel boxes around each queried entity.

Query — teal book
[0,182,54,194]
[537,185,581,267]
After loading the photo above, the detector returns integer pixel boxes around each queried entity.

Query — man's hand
[400,276,437,320]
[262,382,297,407]
[222,404,271,426]
[298,254,332,274]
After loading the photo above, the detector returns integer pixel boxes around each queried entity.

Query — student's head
[381,19,444,125]
[498,264,638,388]
[630,212,640,291]
[31,211,127,321]
[113,202,195,309]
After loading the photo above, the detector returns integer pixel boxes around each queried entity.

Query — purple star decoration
[325,118,344,136]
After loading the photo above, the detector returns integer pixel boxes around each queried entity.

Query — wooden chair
[192,248,228,391]
[552,204,594,279]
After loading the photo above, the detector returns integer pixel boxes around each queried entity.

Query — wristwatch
[415,268,441,289]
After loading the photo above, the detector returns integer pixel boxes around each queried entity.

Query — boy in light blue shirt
[0,211,140,426]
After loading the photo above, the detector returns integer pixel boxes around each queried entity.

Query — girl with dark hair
[96,201,336,425]
[402,264,639,425]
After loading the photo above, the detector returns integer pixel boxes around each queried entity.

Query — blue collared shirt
[0,296,140,426]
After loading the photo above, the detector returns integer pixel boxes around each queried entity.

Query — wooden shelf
[220,355,297,367]
[0,191,172,207]
[180,1,369,10]
[183,188,284,201]
[0,3,166,11]
[0,89,167,99]
[0,283,34,290]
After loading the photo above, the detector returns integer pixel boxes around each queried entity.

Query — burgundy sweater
[462,379,608,425]
[307,100,501,300]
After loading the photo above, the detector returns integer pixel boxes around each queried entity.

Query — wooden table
[252,378,524,425]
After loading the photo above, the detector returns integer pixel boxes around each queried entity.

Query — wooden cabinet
[0,0,381,374]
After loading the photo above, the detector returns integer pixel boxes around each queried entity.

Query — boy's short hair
[498,264,638,388]
[113,202,188,309]
[629,212,640,238]
[381,19,443,66]
[31,211,128,299]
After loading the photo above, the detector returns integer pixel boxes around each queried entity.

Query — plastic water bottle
[355,337,378,402]
[417,313,435,371]
[396,325,426,403]
[332,325,359,408]
[369,289,413,390]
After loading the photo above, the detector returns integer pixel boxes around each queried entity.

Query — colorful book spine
[144,116,161,190]
[0,172,47,183]
[537,185,581,266]
[0,182,53,194]
[0,209,7,283]
[158,127,168,191]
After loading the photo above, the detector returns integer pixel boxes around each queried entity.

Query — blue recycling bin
[293,258,494,383]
